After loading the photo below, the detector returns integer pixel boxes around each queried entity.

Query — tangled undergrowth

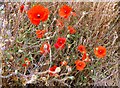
[0,2,119,87]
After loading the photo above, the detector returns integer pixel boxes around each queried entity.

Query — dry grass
[0,2,119,87]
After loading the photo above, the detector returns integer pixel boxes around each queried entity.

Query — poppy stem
[73,11,88,28]
[49,41,52,68]
[38,55,45,64]
[24,67,27,75]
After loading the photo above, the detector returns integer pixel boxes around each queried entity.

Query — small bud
[53,18,56,21]
[18,49,23,53]
[86,53,89,56]
[31,75,37,80]
[68,44,71,48]
[61,61,67,66]
[15,70,18,74]
[91,70,93,73]
[73,55,75,58]
[66,56,70,59]
[67,34,70,38]
[46,37,50,39]
[83,11,87,15]
[35,69,38,72]
[41,77,47,81]
[66,66,72,72]
[96,48,98,50]
[68,76,75,80]
[9,55,14,61]
[55,67,61,73]
[43,24,46,27]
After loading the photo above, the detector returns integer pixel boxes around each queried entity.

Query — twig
[94,70,118,84]
[73,11,88,28]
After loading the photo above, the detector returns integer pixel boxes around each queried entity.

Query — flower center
[78,63,82,66]
[39,31,43,35]
[25,60,30,65]
[98,50,103,54]
[59,41,63,44]
[80,47,84,51]
[64,10,67,13]
[37,14,40,18]
[44,44,48,50]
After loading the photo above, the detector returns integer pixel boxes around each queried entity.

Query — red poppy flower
[77,45,87,54]
[27,5,49,25]
[54,38,66,49]
[22,58,30,67]
[60,61,68,66]
[24,58,30,65]
[68,26,76,34]
[36,30,46,38]
[94,46,106,58]
[71,12,77,16]
[20,4,24,13]
[59,5,72,18]
[40,43,50,54]
[22,63,27,67]
[82,53,91,62]
[75,60,86,71]
[56,19,64,28]
[49,65,57,76]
